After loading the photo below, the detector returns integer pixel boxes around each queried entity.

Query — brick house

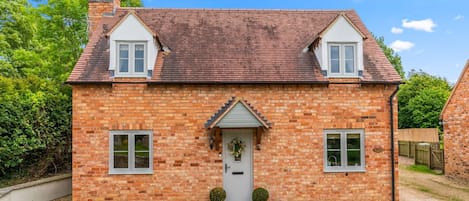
[440,60,469,183]
[67,0,402,200]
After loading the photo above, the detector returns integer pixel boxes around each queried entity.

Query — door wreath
[227,137,246,158]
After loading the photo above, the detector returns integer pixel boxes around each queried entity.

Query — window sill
[114,74,148,78]
[109,170,153,175]
[323,168,366,173]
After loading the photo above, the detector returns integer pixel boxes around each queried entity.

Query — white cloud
[391,27,403,34]
[390,40,414,52]
[402,18,437,32]
[454,14,464,21]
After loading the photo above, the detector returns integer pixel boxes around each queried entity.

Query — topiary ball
[209,187,226,201]
[252,187,269,201]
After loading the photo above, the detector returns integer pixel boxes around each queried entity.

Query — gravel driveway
[399,156,469,201]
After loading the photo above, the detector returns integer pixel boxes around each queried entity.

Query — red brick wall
[442,64,469,183]
[72,83,399,200]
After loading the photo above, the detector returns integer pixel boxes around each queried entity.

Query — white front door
[223,129,253,201]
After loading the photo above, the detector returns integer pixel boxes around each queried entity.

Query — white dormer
[107,12,158,78]
[313,14,366,78]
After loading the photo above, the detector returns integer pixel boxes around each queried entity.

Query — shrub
[209,187,226,201]
[252,187,269,201]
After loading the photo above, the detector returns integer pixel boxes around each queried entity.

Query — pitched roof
[440,60,469,119]
[67,8,402,84]
[205,97,271,129]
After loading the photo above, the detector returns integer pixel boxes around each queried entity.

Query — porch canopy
[205,97,271,150]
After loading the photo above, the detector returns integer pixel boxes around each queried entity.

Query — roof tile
[67,9,401,83]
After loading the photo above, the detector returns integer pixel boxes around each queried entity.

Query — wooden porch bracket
[214,127,221,151]
[256,127,263,150]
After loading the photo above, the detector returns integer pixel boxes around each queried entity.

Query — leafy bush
[252,187,269,201]
[209,187,226,201]
[0,76,71,178]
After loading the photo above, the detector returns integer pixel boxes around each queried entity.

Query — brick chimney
[88,0,121,37]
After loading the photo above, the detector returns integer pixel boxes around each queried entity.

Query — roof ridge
[117,7,354,13]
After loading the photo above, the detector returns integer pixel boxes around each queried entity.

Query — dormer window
[312,14,366,78]
[107,12,160,78]
[117,42,146,76]
[328,43,356,76]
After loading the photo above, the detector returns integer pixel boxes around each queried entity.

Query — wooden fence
[398,128,439,142]
[398,141,419,158]
[409,142,444,171]
[397,128,443,171]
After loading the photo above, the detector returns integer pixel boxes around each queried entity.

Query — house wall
[72,83,399,201]
[442,64,469,183]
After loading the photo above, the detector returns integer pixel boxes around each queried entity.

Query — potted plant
[252,187,269,201]
[210,187,226,201]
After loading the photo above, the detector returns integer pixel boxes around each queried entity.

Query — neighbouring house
[67,0,402,200]
[440,60,469,183]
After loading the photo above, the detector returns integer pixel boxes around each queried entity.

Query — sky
[141,0,469,83]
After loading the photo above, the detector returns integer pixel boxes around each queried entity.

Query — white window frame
[116,41,147,77]
[327,43,357,77]
[109,130,153,174]
[323,129,365,172]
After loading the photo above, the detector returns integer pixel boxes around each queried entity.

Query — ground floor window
[109,130,153,174]
[324,129,365,172]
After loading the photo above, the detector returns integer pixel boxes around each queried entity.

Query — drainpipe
[389,85,399,201]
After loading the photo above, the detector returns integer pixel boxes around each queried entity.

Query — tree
[0,0,143,180]
[121,0,143,7]
[397,70,451,129]
[375,36,405,78]
[0,0,41,77]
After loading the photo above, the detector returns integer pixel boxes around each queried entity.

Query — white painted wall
[109,14,158,73]
[314,16,364,74]
[0,174,71,201]
[314,42,323,68]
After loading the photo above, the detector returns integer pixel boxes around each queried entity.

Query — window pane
[327,134,341,149]
[119,44,129,73]
[135,135,150,168]
[345,46,354,59]
[135,152,150,168]
[347,133,361,166]
[135,135,149,151]
[327,134,341,166]
[135,45,144,58]
[345,46,355,73]
[347,151,361,166]
[114,135,128,151]
[331,60,340,73]
[347,134,361,149]
[330,46,340,73]
[345,60,354,73]
[327,151,341,166]
[119,44,129,58]
[114,151,128,168]
[330,46,339,59]
[134,45,145,73]
[135,59,144,72]
[119,59,129,72]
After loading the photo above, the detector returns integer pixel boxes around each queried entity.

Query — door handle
[225,163,231,173]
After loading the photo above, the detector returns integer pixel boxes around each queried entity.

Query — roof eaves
[205,97,237,128]
[317,12,367,40]
[105,10,156,37]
